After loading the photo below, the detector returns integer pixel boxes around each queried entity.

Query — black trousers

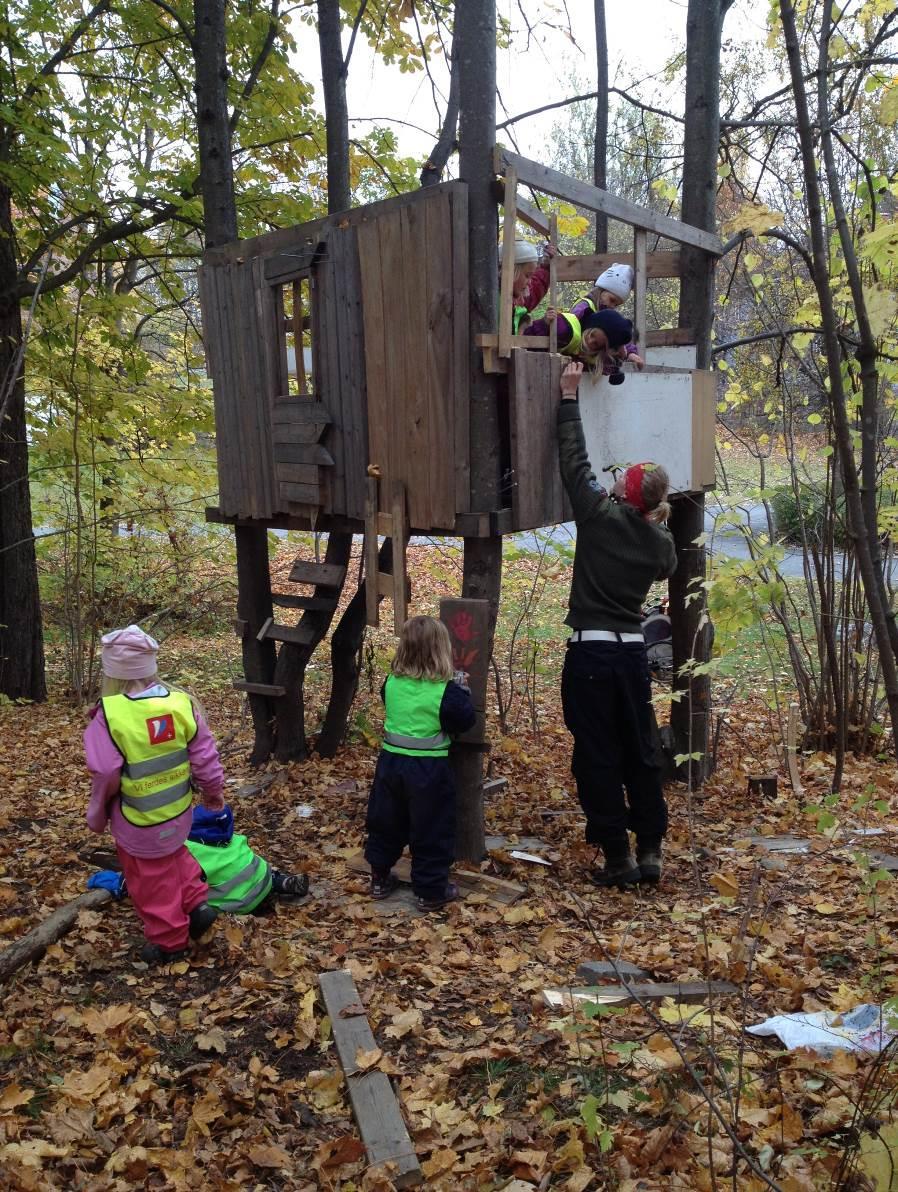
[561,641,668,858]
[364,751,456,899]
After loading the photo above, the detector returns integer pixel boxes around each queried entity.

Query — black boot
[139,942,188,965]
[188,902,219,939]
[636,843,662,885]
[589,852,642,890]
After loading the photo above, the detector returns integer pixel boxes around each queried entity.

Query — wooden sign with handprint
[439,597,491,743]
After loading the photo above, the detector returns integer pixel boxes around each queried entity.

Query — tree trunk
[779,0,898,748]
[274,0,354,762]
[454,0,501,864]
[670,0,726,783]
[318,538,392,758]
[193,0,276,765]
[593,0,608,253]
[0,182,46,702]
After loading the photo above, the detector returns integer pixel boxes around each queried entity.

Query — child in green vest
[187,805,309,913]
[365,616,476,911]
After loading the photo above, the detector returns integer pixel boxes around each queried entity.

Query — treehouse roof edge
[495,147,724,255]
[201,180,468,268]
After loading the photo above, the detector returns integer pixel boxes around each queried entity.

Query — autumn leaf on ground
[384,1007,422,1039]
[248,1143,292,1169]
[354,1046,383,1072]
[339,1001,366,1018]
[421,1148,459,1178]
[307,1069,344,1109]
[0,1084,35,1111]
[709,872,738,897]
[195,1027,227,1054]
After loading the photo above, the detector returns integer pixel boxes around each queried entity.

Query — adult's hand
[560,361,583,399]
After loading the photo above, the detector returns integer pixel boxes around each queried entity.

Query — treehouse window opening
[284,276,314,396]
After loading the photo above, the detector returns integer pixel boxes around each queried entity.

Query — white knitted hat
[594,263,634,301]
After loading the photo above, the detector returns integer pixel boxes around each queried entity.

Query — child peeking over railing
[523,306,636,381]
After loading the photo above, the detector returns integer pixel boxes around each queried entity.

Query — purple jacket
[84,683,225,858]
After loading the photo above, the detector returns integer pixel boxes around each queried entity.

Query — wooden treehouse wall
[198,182,469,531]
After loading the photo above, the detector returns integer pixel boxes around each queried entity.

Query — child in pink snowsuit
[84,625,226,964]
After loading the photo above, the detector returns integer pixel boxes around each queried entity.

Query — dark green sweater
[557,401,677,632]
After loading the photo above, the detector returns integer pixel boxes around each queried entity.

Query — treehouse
[199,148,722,647]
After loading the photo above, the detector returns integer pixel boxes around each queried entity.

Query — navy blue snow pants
[364,751,456,900]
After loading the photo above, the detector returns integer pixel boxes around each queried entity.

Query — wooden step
[257,617,317,647]
[288,560,347,588]
[233,680,286,697]
[272,592,339,612]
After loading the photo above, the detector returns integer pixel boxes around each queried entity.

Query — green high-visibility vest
[512,305,529,334]
[186,835,272,913]
[102,689,196,828]
[382,674,450,757]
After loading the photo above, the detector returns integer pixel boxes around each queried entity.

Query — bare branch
[230,0,281,136]
[21,0,113,103]
[343,0,369,72]
[712,327,822,354]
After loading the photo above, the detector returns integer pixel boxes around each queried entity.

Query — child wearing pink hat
[84,625,226,964]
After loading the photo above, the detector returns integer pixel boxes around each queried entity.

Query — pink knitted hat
[100,625,159,679]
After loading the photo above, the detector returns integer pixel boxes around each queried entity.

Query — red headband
[624,463,650,514]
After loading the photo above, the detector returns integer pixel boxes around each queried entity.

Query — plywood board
[424,189,456,529]
[344,853,525,906]
[318,970,423,1188]
[508,349,571,530]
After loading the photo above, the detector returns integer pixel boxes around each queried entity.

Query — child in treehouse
[578,263,644,373]
[523,306,635,375]
[499,238,556,334]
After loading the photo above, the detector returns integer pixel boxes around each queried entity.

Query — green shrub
[770,483,848,547]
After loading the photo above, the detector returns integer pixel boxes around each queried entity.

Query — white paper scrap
[509,850,552,866]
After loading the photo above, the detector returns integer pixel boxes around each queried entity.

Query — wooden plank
[316,232,342,516]
[279,481,322,505]
[247,260,278,517]
[270,401,333,425]
[365,475,380,629]
[496,148,724,255]
[691,369,717,490]
[647,327,695,347]
[450,186,470,515]
[633,229,647,360]
[554,251,681,283]
[542,981,739,1010]
[424,189,455,530]
[292,279,308,395]
[576,960,651,983]
[357,217,390,489]
[337,226,369,521]
[399,202,430,529]
[327,228,350,516]
[288,559,348,587]
[318,970,423,1188]
[344,853,525,906]
[263,622,317,647]
[275,461,320,486]
[271,592,338,612]
[440,596,490,750]
[498,167,517,358]
[391,481,407,633]
[272,423,330,449]
[256,262,290,516]
[233,680,286,697]
[263,242,323,283]
[549,212,558,355]
[508,349,567,529]
[482,777,508,798]
[274,442,335,467]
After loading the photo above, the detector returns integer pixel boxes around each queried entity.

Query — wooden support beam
[498,168,517,358]
[495,148,724,255]
[233,680,286,697]
[391,482,408,633]
[365,475,380,629]
[492,179,551,235]
[548,212,558,356]
[633,228,647,358]
[318,970,423,1188]
[554,251,682,283]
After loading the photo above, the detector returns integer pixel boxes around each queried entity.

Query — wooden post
[633,228,647,360]
[440,598,491,861]
[498,167,517,357]
[364,475,380,629]
[548,212,558,356]
[292,280,307,394]
[391,482,408,633]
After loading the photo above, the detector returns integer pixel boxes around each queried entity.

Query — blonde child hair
[391,616,454,682]
[642,465,672,526]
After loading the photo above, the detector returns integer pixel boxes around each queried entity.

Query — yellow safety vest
[560,300,600,362]
[102,689,197,828]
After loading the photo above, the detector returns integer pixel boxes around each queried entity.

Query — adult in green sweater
[557,361,677,889]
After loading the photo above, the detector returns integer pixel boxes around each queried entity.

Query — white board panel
[578,366,697,495]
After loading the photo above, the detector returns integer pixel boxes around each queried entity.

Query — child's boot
[139,942,188,965]
[589,850,641,890]
[188,901,219,939]
[271,871,310,899]
[370,870,399,900]
[415,882,460,912]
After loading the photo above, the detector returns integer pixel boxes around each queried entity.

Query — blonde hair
[642,464,671,525]
[392,616,453,682]
[100,672,207,721]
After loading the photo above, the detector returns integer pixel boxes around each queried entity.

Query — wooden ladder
[364,475,409,635]
[256,558,348,649]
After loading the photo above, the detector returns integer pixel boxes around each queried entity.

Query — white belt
[569,629,644,643]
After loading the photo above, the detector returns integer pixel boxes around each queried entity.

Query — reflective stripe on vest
[186,835,273,914]
[560,311,583,357]
[102,689,196,829]
[382,674,450,757]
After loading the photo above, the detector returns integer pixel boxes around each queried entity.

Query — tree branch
[343,0,369,72]
[712,327,822,354]
[230,0,281,136]
[21,0,113,103]
[146,0,196,51]
[420,20,459,186]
